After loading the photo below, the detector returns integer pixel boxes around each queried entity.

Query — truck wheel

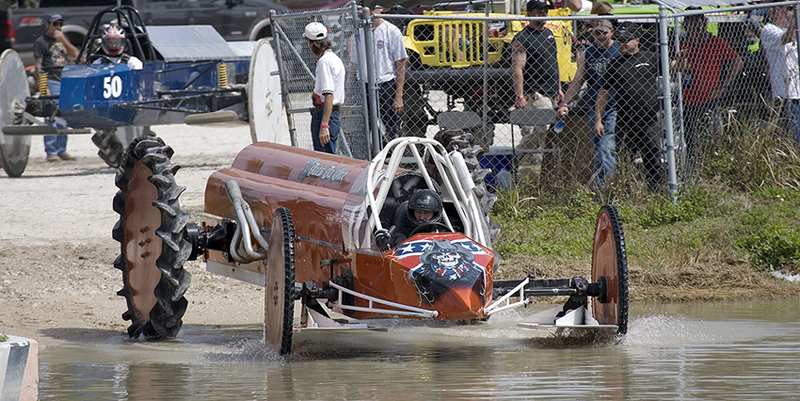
[590,204,629,335]
[0,50,31,178]
[112,136,192,340]
[264,207,296,355]
[92,128,125,168]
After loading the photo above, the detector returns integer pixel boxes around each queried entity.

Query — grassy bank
[490,116,800,302]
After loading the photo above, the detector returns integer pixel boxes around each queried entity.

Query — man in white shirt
[760,4,800,142]
[351,5,408,144]
[306,22,345,154]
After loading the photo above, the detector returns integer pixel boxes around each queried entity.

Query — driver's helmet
[407,189,442,227]
[102,25,126,56]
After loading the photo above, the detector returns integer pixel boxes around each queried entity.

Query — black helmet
[407,189,442,227]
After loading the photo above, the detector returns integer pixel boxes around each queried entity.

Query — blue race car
[0,5,281,176]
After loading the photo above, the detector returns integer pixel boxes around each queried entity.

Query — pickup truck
[1,0,290,66]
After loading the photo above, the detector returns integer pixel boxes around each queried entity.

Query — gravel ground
[0,123,270,346]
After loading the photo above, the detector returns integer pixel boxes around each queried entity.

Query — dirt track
[0,124,267,346]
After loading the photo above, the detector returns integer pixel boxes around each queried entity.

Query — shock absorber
[38,72,48,95]
[217,62,228,88]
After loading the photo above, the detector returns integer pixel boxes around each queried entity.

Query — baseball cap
[615,21,641,41]
[685,6,706,20]
[527,0,549,12]
[592,19,613,31]
[304,22,327,40]
[47,13,64,23]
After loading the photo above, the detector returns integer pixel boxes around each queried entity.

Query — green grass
[490,112,800,288]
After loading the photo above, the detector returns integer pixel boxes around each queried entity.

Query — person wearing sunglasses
[33,13,79,162]
[557,19,620,191]
[595,22,666,193]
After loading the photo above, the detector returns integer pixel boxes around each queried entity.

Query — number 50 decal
[103,76,123,99]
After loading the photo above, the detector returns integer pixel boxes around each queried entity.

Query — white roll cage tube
[365,137,489,247]
[326,281,439,318]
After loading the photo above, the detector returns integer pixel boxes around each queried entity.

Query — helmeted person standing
[34,13,79,162]
[305,21,345,154]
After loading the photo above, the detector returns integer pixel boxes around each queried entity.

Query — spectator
[512,0,562,160]
[595,22,665,192]
[305,21,345,154]
[350,5,408,145]
[541,0,582,13]
[574,1,615,52]
[90,24,143,70]
[673,8,743,159]
[558,19,620,190]
[760,4,800,142]
[33,13,78,162]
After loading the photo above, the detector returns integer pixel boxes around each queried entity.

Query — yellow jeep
[403,9,576,82]
[399,8,577,138]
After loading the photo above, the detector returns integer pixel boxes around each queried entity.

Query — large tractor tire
[112,136,192,339]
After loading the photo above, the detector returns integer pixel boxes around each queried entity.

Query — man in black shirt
[511,0,562,171]
[33,13,79,162]
[595,21,665,192]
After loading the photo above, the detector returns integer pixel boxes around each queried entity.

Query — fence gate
[271,2,374,160]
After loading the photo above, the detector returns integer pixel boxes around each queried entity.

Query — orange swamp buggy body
[113,136,628,355]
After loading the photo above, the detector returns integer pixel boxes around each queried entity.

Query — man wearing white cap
[305,21,345,154]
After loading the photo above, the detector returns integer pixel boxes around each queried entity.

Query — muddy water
[38,298,800,400]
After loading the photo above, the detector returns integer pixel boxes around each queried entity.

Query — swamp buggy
[114,134,629,355]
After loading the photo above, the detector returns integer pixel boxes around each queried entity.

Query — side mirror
[225,0,240,8]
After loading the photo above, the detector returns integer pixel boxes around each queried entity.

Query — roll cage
[77,5,156,64]
[366,137,491,249]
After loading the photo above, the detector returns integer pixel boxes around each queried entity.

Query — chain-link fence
[272,1,800,195]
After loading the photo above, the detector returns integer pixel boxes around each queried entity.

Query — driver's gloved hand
[375,226,394,252]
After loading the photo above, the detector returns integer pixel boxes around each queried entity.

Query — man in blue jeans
[558,19,620,190]
[305,22,345,154]
[33,13,79,162]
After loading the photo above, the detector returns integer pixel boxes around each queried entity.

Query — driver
[389,189,445,247]
[91,24,143,70]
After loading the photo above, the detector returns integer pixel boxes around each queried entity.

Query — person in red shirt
[672,8,743,161]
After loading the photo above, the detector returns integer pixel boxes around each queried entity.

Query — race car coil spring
[217,63,228,88]
[38,72,48,95]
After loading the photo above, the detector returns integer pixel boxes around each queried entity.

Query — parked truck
[0,0,290,66]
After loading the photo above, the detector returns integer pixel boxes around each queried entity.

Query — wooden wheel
[264,207,296,355]
[0,50,31,177]
[590,204,629,335]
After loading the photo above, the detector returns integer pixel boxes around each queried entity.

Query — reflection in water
[38,299,800,400]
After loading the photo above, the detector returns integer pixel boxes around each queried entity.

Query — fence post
[658,5,678,201]
[362,7,381,157]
